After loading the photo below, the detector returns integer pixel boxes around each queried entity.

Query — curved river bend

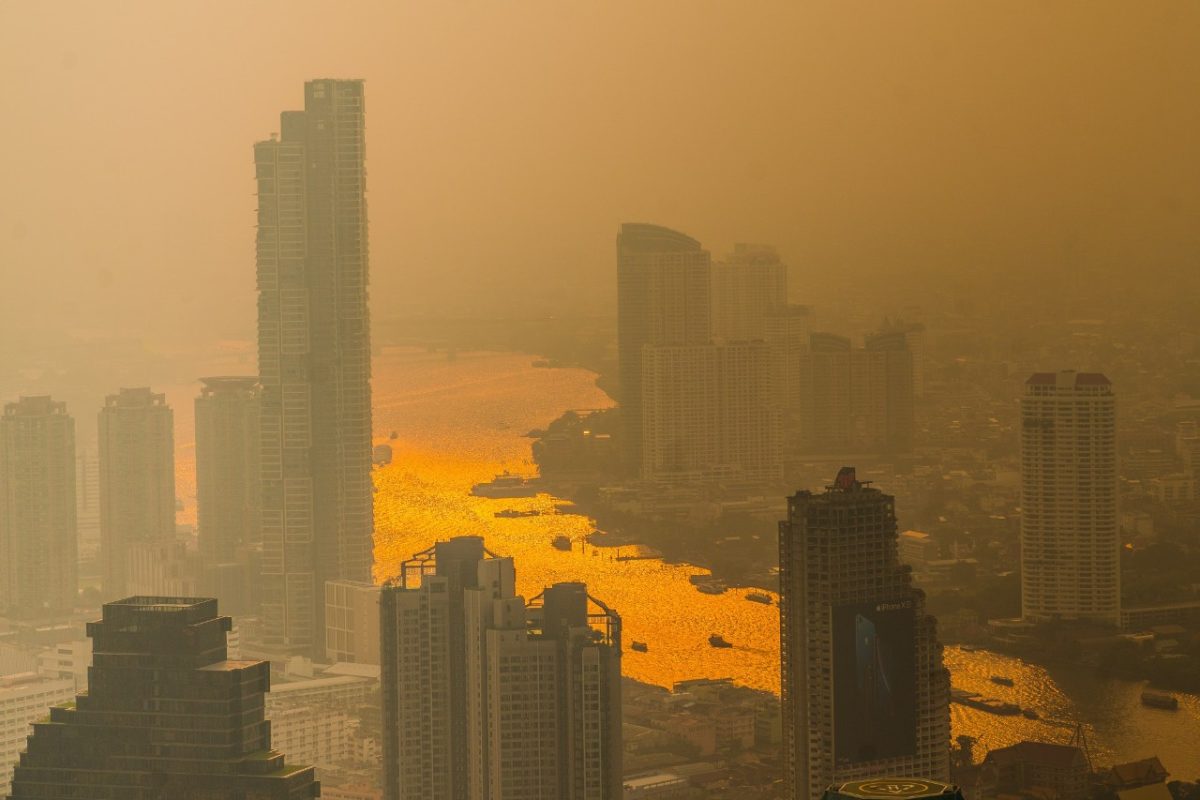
[175,347,1200,776]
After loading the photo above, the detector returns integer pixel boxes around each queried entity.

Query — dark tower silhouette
[8,596,319,800]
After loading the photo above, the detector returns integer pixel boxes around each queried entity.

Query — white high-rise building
[381,537,623,800]
[1020,371,1119,626]
[0,673,75,797]
[780,469,950,800]
[640,342,780,484]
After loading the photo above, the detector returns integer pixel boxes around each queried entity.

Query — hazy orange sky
[2,2,1197,353]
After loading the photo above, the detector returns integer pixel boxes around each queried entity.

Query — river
[175,346,1200,777]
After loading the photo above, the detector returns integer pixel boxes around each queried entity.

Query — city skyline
[2,4,1200,798]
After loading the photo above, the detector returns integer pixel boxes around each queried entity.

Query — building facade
[255,78,374,654]
[196,376,261,614]
[779,469,950,800]
[710,243,787,342]
[98,387,175,601]
[1020,371,1119,625]
[0,396,77,616]
[640,342,781,484]
[325,579,382,664]
[381,537,623,800]
[8,596,319,800]
[616,223,712,475]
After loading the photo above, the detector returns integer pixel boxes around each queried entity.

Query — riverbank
[554,490,782,595]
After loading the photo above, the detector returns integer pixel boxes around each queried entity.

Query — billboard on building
[832,598,917,764]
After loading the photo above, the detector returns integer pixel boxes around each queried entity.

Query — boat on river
[709,634,733,649]
[1022,708,1040,719]
[495,509,540,518]
[990,675,1015,687]
[746,592,773,605]
[1142,691,1179,710]
[471,472,538,498]
[630,641,648,653]
[951,688,1020,715]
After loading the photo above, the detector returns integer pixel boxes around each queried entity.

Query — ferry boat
[1141,691,1179,710]
[745,592,773,605]
[470,472,538,499]
[990,675,1015,687]
[495,509,540,518]
[708,634,733,649]
[630,641,648,653]
[551,535,572,551]
[950,688,1020,715]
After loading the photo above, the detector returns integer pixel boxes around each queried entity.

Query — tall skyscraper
[710,243,788,342]
[381,536,623,800]
[616,223,711,474]
[255,79,374,654]
[640,341,781,483]
[780,469,950,800]
[797,333,914,455]
[196,376,261,613]
[1020,371,1119,626]
[8,596,320,800]
[97,387,175,601]
[0,396,77,617]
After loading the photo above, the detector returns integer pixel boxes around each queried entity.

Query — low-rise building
[981,741,1089,800]
[623,771,690,799]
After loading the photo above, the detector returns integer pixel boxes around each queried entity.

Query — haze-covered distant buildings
[796,332,914,456]
[710,243,787,342]
[255,78,374,655]
[617,224,783,486]
[97,387,175,600]
[195,376,261,615]
[779,469,950,800]
[380,536,623,800]
[616,223,713,476]
[0,396,77,617]
[1020,371,1120,626]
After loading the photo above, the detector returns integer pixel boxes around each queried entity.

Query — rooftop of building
[198,375,259,392]
[95,596,224,630]
[618,222,703,253]
[324,662,382,680]
[1110,756,1169,787]
[3,395,68,416]
[103,387,168,407]
[983,741,1087,769]
[198,660,263,672]
[1026,371,1111,387]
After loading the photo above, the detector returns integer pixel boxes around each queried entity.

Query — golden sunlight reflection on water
[174,347,1200,773]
